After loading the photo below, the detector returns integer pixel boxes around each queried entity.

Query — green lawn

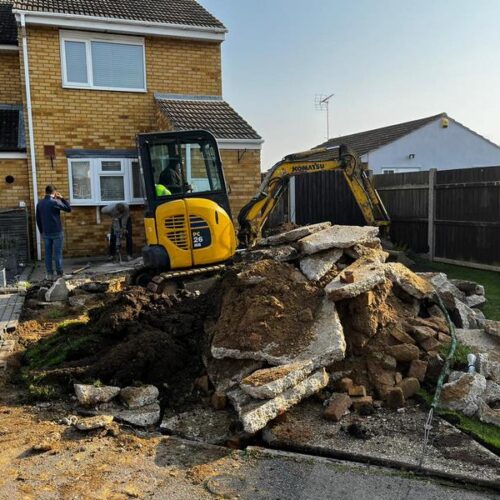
[411,256,500,321]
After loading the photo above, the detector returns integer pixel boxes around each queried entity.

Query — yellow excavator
[132,129,389,289]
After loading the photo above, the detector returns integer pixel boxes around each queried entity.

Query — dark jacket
[36,195,71,235]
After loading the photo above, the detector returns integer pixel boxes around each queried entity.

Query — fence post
[289,177,296,224]
[427,168,437,261]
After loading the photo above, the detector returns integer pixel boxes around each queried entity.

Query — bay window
[60,31,146,92]
[68,158,144,205]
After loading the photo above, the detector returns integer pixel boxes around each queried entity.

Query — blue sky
[199,0,500,169]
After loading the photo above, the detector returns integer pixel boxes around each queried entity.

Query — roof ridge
[321,112,446,145]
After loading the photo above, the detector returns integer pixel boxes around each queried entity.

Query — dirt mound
[24,287,219,405]
[209,260,323,358]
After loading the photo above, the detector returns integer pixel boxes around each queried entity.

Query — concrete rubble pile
[200,222,499,433]
[72,383,161,428]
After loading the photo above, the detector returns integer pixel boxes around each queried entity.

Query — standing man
[36,185,72,280]
[101,202,133,261]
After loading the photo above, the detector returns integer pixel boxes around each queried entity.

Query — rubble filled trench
[7,222,500,489]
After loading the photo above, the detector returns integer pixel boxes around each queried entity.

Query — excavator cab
[137,130,237,274]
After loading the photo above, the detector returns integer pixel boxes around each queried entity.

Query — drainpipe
[20,13,41,260]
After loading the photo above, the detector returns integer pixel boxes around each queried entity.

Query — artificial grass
[412,256,500,321]
[417,389,500,452]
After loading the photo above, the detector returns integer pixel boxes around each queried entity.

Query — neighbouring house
[0,0,262,259]
[315,113,500,174]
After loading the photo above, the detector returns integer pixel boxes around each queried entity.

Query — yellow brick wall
[220,149,261,220]
[22,25,223,257]
[0,51,22,104]
[0,159,30,209]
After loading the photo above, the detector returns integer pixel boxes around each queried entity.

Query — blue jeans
[44,232,64,275]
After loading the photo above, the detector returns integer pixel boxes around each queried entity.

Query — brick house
[0,0,262,259]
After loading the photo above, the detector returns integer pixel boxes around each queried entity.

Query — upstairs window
[60,31,146,92]
[0,105,25,151]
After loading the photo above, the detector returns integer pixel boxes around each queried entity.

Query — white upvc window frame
[60,30,147,92]
[68,157,145,206]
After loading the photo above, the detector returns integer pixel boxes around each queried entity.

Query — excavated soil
[23,287,221,405]
[208,260,324,359]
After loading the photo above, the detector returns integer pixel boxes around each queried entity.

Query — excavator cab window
[146,137,223,199]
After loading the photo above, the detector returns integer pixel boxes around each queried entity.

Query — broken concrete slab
[260,222,331,246]
[262,400,500,484]
[240,360,315,399]
[477,400,500,428]
[417,272,466,309]
[160,406,238,445]
[384,263,434,300]
[205,357,265,394]
[75,415,114,431]
[239,369,329,434]
[441,373,487,416]
[74,384,120,406]
[455,329,499,354]
[478,353,500,384]
[119,385,159,409]
[449,279,485,297]
[299,248,343,281]
[299,225,379,255]
[240,246,298,263]
[212,297,345,369]
[113,403,161,427]
[483,319,500,340]
[484,380,500,404]
[45,278,69,302]
[450,298,478,329]
[465,294,487,309]
[325,264,385,301]
[344,244,388,263]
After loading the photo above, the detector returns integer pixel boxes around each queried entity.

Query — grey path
[231,447,498,500]
[0,292,23,336]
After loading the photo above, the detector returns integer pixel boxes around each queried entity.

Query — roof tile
[12,0,225,29]
[157,96,261,141]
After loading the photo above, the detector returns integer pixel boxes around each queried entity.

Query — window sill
[70,201,145,207]
[62,84,147,93]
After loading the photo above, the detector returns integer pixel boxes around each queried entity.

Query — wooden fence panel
[374,171,430,252]
[294,171,365,226]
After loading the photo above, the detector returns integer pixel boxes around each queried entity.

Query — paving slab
[325,263,386,301]
[240,361,315,399]
[299,225,379,255]
[238,369,329,434]
[262,400,500,485]
[299,248,343,281]
[160,405,238,445]
[260,222,331,246]
[0,292,24,334]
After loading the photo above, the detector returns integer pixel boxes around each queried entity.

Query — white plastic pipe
[20,13,41,260]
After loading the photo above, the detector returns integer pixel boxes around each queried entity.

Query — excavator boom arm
[237,144,390,247]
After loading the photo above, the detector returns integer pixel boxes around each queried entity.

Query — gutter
[20,13,41,261]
